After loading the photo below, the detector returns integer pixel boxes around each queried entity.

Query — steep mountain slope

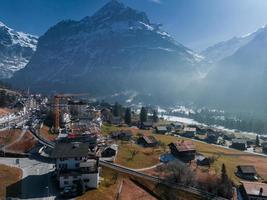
[199,25,267,113]
[0,21,37,78]
[12,1,203,98]
[202,26,267,62]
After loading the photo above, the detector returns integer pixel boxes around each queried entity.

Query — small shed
[171,122,183,130]
[140,121,154,130]
[155,126,168,134]
[137,135,158,147]
[236,165,257,180]
[101,144,118,158]
[196,155,210,166]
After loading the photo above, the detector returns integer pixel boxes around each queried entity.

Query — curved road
[29,125,226,200]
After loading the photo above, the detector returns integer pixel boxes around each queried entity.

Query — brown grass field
[0,164,22,199]
[0,129,21,146]
[6,131,37,153]
[102,124,267,185]
[153,134,267,185]
[78,167,156,200]
[39,125,57,141]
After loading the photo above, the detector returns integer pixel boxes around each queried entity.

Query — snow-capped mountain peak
[12,0,203,93]
[0,20,38,78]
[202,25,267,62]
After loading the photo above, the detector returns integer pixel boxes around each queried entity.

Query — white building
[51,142,100,195]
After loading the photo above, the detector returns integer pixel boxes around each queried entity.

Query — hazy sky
[1,0,267,50]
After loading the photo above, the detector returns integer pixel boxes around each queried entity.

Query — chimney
[259,187,263,196]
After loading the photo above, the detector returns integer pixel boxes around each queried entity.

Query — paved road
[0,156,57,200]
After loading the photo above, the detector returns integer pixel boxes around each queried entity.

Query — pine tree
[256,134,260,147]
[124,107,131,125]
[113,102,121,117]
[140,107,147,123]
[152,110,158,123]
[221,163,228,183]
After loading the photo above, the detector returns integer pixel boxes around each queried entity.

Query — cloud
[148,0,162,4]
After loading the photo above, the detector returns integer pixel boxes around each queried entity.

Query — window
[75,163,79,168]
[83,179,90,182]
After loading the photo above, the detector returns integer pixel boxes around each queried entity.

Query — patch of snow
[139,21,154,31]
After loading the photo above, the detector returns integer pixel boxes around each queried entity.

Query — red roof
[242,181,267,197]
[173,141,195,152]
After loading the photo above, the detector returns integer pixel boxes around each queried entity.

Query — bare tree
[129,149,139,160]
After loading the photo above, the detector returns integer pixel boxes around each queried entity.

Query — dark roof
[142,135,158,144]
[142,121,153,126]
[232,139,247,144]
[237,165,257,174]
[170,141,196,152]
[171,122,182,127]
[51,142,89,158]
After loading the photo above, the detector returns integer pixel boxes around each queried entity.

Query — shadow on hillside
[6,171,59,199]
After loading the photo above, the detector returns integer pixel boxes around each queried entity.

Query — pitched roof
[142,135,158,144]
[241,181,267,197]
[156,126,167,131]
[184,127,196,132]
[171,141,196,152]
[196,155,208,161]
[232,139,247,144]
[142,121,153,126]
[237,165,257,174]
[51,142,89,158]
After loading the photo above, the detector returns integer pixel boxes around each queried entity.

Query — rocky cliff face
[12,0,203,97]
[0,21,37,79]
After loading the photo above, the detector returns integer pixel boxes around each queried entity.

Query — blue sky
[1,0,267,50]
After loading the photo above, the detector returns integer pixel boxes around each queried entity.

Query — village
[0,91,267,200]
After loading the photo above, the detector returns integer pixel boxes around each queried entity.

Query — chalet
[111,131,132,141]
[205,133,219,144]
[140,121,154,130]
[181,127,196,138]
[236,165,258,180]
[171,122,183,130]
[246,139,256,147]
[262,143,267,154]
[260,135,267,141]
[231,139,247,151]
[169,141,196,162]
[240,181,267,200]
[223,133,235,141]
[155,126,168,134]
[137,135,158,147]
[51,142,100,196]
[196,155,210,166]
[196,126,207,135]
[101,144,118,160]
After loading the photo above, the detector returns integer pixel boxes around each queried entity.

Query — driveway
[0,156,57,199]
